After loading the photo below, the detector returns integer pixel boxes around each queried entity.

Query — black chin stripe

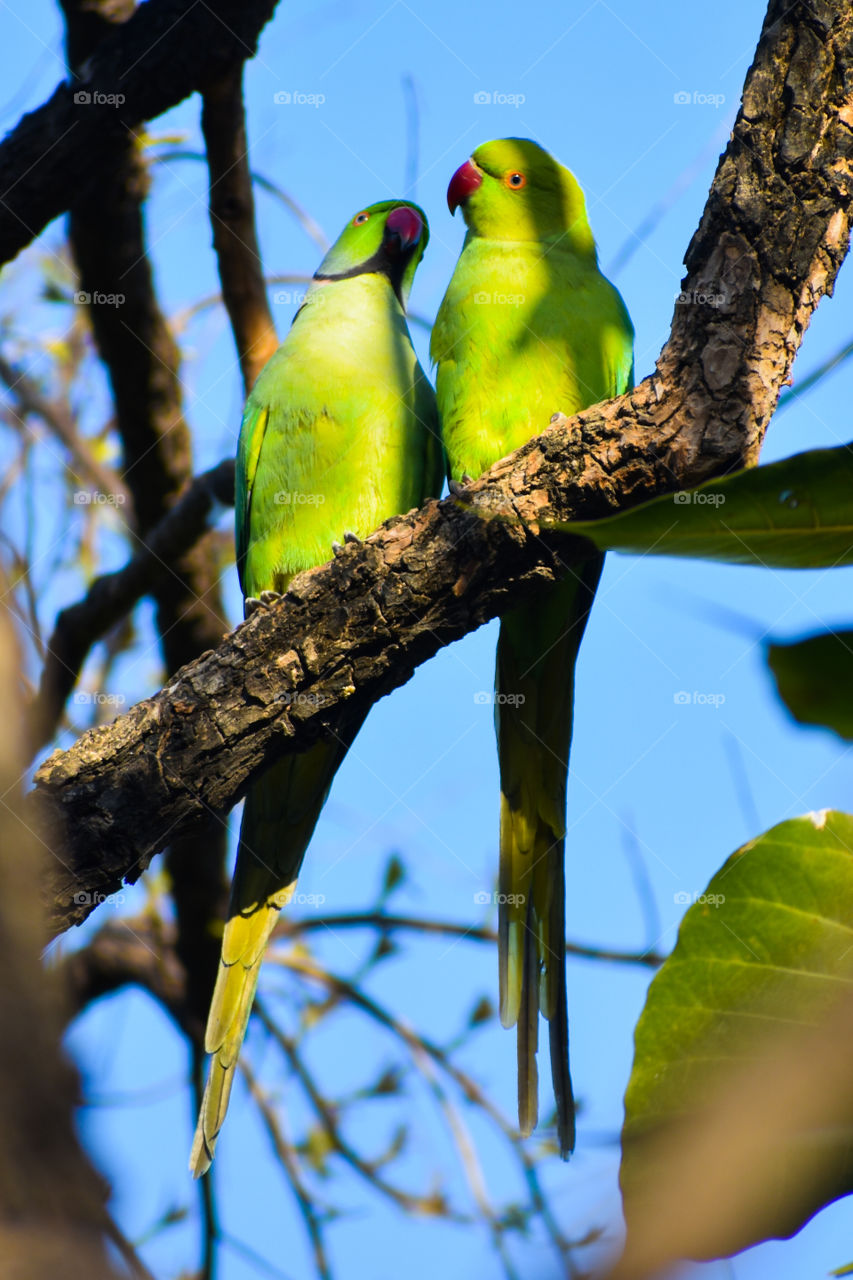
[313,244,413,306]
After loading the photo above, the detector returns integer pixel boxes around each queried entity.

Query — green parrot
[190,200,442,1177]
[431,139,634,1157]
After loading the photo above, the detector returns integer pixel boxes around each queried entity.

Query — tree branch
[0,351,130,510]
[280,912,664,967]
[200,63,279,392]
[33,0,853,933]
[0,0,279,268]
[31,459,235,750]
[58,0,232,1036]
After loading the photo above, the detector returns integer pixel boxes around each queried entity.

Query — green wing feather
[191,245,440,1175]
[433,143,633,1156]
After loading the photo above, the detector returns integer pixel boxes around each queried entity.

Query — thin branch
[0,0,279,267]
[0,351,130,509]
[241,1058,333,1280]
[60,904,613,1266]
[777,332,853,410]
[31,0,853,933]
[30,459,234,752]
[173,276,433,335]
[254,1000,466,1221]
[200,65,279,394]
[59,913,190,1030]
[155,149,329,253]
[192,1047,220,1280]
[104,1219,158,1280]
[271,953,577,1269]
[401,74,420,199]
[279,912,664,967]
[607,117,732,278]
[61,0,233,1057]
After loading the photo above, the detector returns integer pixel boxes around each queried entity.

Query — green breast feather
[238,273,440,599]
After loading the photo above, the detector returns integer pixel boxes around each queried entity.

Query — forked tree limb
[32,0,853,933]
[0,0,279,267]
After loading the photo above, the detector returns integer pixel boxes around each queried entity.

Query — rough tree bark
[29,0,853,933]
[57,0,233,1038]
[0,0,279,266]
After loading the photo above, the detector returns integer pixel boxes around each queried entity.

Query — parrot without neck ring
[190,200,442,1176]
[431,138,634,1157]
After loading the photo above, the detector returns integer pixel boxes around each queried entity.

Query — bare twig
[279,912,664,967]
[254,1000,466,1221]
[271,953,577,1270]
[0,351,129,509]
[155,149,329,252]
[241,1059,333,1280]
[30,459,234,751]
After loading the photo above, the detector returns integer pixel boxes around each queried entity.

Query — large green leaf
[768,631,853,741]
[621,812,853,1262]
[561,444,853,567]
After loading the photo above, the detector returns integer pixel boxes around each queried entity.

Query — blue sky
[4,0,853,1277]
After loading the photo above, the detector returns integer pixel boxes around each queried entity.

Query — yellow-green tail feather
[190,738,352,1176]
[190,883,293,1176]
[496,556,603,1157]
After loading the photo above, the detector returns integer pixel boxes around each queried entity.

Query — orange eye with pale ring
[353,211,370,225]
[505,172,526,189]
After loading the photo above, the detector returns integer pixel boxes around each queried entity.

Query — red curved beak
[447,160,482,214]
[385,205,423,250]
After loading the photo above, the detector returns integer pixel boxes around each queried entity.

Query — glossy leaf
[561,445,853,567]
[768,631,853,741]
[621,812,853,1262]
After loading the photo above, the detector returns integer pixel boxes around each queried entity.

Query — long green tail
[496,553,603,1157]
[189,737,351,1176]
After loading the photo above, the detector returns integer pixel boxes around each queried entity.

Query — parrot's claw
[461,471,474,484]
[343,530,362,545]
[448,478,468,497]
[550,412,569,427]
[331,541,345,556]
[244,590,282,619]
